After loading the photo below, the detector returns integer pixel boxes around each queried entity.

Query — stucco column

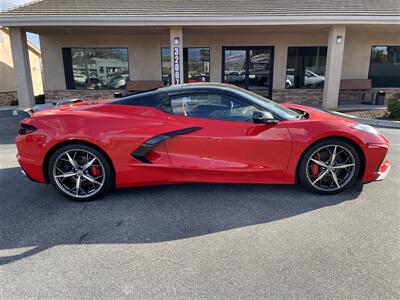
[9,27,35,108]
[170,26,184,85]
[322,25,346,109]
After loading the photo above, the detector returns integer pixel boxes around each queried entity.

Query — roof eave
[0,15,399,27]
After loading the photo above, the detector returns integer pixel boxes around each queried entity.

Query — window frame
[160,47,171,86]
[221,46,275,99]
[160,47,211,85]
[285,46,327,90]
[368,45,400,88]
[62,47,130,90]
[165,90,266,123]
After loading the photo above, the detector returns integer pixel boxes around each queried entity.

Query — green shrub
[35,94,45,104]
[387,93,400,119]
[10,99,19,106]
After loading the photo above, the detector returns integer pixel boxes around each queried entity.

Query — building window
[63,48,129,89]
[161,47,210,85]
[161,48,171,86]
[369,46,400,87]
[184,48,210,83]
[286,46,327,89]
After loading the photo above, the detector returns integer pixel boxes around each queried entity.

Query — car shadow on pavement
[0,166,363,266]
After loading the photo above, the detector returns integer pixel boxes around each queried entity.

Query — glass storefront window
[184,48,210,83]
[161,48,171,86]
[286,47,327,89]
[161,47,210,85]
[223,47,274,99]
[70,48,129,89]
[223,49,246,89]
[369,46,400,87]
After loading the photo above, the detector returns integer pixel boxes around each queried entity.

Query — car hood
[281,103,358,125]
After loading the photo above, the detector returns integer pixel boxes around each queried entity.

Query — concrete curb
[0,106,20,112]
[327,110,400,129]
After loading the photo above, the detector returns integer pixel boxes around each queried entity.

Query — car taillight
[19,123,37,135]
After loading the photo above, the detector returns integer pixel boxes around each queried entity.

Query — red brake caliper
[90,166,101,177]
[310,152,320,176]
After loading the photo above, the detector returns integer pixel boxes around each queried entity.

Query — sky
[1,0,41,48]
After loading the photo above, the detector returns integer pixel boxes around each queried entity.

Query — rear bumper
[17,153,47,183]
[19,165,43,183]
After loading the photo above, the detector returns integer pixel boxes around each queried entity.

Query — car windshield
[228,85,301,120]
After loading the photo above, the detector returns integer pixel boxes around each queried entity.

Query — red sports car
[15,83,390,201]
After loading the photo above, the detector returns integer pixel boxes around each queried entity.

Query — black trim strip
[62,48,75,89]
[131,127,202,164]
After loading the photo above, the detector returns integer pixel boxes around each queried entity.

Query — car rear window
[111,91,166,109]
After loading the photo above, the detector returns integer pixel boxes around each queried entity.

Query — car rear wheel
[48,144,112,201]
[298,139,361,194]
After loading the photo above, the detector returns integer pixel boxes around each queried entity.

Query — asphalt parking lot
[0,110,399,299]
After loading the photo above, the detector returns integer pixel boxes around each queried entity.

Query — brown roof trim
[0,15,399,27]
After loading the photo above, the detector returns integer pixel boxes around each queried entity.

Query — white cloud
[0,0,36,11]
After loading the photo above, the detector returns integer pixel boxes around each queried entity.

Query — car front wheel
[298,139,361,194]
[48,144,112,201]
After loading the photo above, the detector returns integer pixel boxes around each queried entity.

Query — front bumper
[362,142,390,183]
[376,160,391,181]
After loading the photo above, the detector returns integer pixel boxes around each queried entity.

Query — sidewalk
[326,106,400,129]
[0,106,19,112]
[335,104,387,112]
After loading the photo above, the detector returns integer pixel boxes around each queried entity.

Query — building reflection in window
[369,46,400,87]
[286,47,327,89]
[71,48,129,89]
[161,47,210,85]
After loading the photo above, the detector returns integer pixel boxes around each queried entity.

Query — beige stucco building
[0,0,399,108]
[0,27,43,106]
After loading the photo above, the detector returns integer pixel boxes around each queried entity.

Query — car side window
[112,92,171,112]
[169,93,262,122]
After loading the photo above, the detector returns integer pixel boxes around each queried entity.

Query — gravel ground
[344,109,399,121]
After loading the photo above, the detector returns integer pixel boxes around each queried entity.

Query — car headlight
[352,124,380,135]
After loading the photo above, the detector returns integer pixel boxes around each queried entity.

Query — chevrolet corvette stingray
[15,83,390,201]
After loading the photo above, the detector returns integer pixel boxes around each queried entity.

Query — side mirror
[252,111,278,124]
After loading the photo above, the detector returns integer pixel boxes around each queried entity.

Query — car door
[162,91,293,183]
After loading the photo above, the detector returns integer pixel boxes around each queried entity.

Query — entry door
[222,47,274,99]
[162,91,292,183]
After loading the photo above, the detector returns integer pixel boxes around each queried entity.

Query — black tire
[48,144,113,201]
[298,138,361,194]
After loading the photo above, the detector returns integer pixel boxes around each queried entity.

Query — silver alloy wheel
[306,144,356,192]
[52,149,105,199]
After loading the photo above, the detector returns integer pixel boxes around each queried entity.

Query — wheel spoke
[66,152,78,169]
[331,172,340,188]
[331,145,337,164]
[55,172,76,178]
[334,163,355,169]
[310,158,327,168]
[75,176,81,196]
[82,174,102,185]
[82,157,96,171]
[313,170,328,184]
